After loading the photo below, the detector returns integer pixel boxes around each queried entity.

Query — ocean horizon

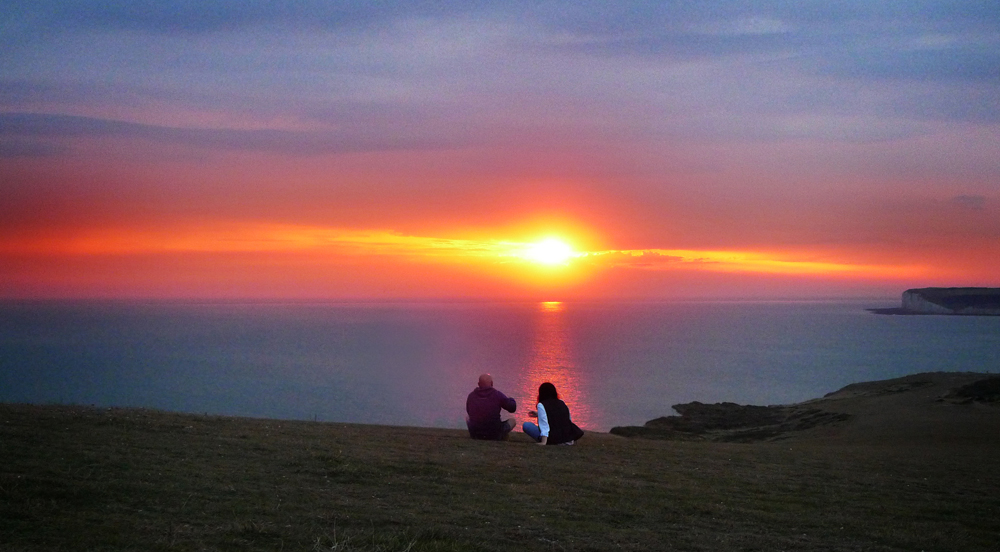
[2,299,998,432]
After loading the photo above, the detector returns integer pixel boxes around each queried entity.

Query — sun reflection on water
[518,301,591,430]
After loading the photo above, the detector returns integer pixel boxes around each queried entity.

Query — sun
[524,238,575,265]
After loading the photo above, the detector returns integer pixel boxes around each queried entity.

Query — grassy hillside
[3,373,1000,551]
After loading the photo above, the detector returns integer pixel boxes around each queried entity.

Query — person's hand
[528,410,537,418]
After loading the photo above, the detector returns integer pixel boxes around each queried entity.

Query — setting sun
[525,238,575,265]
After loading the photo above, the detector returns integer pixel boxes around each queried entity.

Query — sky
[2,1,998,300]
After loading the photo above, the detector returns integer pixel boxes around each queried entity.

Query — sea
[1,300,998,432]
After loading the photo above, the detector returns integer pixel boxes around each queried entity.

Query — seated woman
[522,382,584,445]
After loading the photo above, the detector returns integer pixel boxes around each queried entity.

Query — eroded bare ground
[611,372,1000,443]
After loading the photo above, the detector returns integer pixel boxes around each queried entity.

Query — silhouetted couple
[465,374,583,445]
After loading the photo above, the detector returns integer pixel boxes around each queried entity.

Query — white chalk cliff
[901,288,1000,315]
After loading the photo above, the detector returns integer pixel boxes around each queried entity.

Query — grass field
[2,393,999,551]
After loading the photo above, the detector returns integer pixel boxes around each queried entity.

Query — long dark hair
[536,382,559,403]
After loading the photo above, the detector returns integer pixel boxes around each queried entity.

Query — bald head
[478,373,493,388]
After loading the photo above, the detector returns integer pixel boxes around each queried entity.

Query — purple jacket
[466,386,516,440]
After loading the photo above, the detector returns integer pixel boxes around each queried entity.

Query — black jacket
[540,399,584,445]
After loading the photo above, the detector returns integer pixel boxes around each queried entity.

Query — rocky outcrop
[612,372,1000,444]
[940,376,1000,404]
[900,288,1000,315]
[609,402,850,442]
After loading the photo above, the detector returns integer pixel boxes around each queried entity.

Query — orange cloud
[1,222,929,282]
[578,248,929,279]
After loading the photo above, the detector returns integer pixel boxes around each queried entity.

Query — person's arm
[536,403,549,445]
[502,394,516,413]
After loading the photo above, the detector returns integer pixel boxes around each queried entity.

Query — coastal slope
[4,372,1000,551]
[611,371,1000,443]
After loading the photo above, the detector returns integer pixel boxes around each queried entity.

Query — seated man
[466,373,517,440]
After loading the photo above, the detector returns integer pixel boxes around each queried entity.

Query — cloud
[821,45,1000,82]
[951,195,986,210]
[0,221,925,281]
[4,1,999,135]
[0,0,552,42]
[3,0,445,34]
[577,248,927,279]
[0,112,461,155]
[0,139,68,158]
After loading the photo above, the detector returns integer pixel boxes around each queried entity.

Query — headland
[610,371,1000,443]
[871,287,1000,315]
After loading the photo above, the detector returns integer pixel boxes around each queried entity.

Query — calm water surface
[2,300,998,431]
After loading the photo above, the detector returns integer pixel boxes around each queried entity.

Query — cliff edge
[610,372,1000,443]
[900,287,1000,315]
